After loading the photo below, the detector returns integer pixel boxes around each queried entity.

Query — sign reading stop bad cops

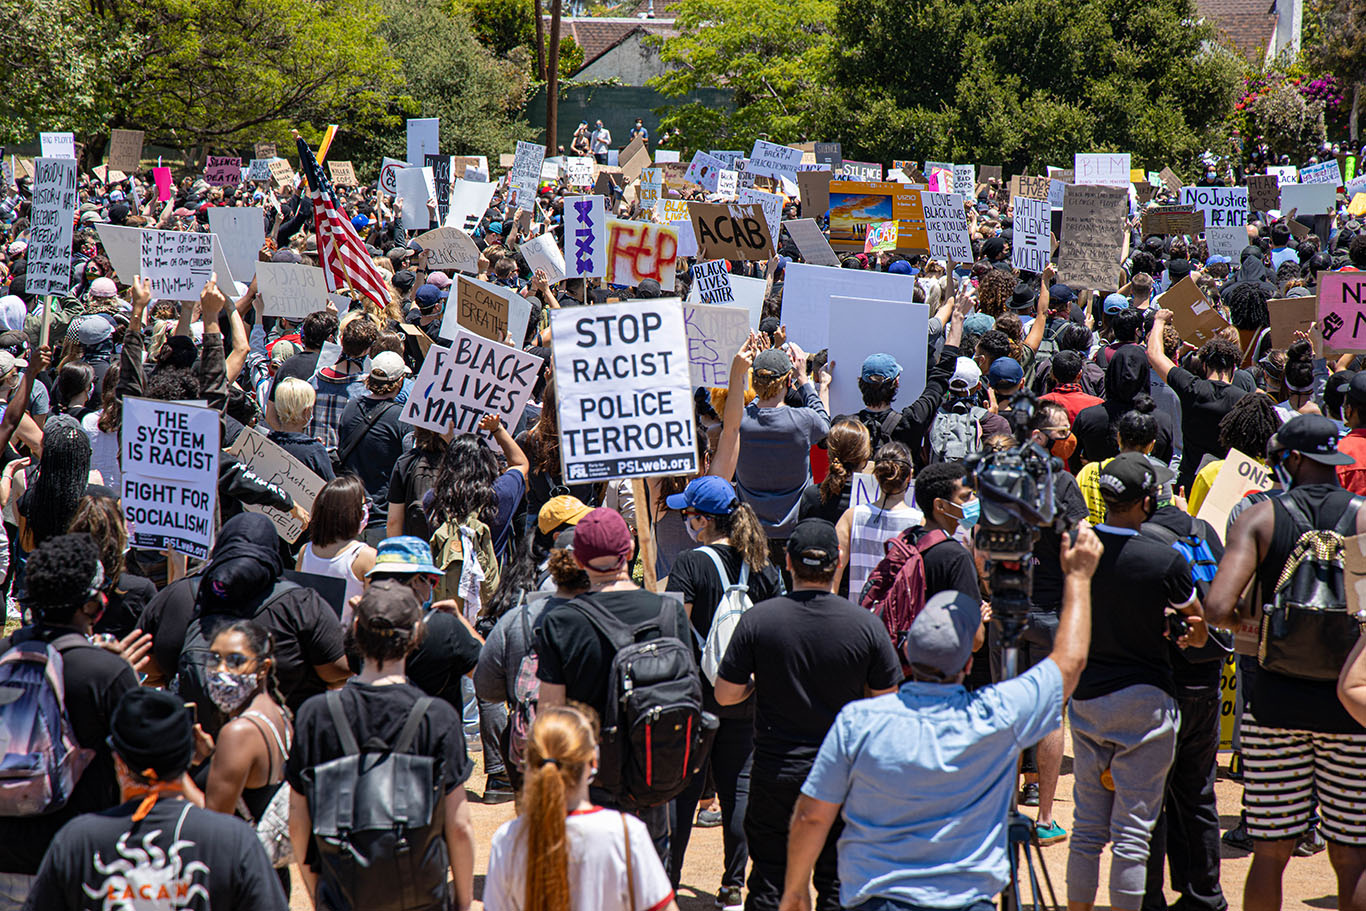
[121,397,219,558]
[551,301,698,481]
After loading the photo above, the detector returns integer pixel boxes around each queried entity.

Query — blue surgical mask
[957,498,980,531]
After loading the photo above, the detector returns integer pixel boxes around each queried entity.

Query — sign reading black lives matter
[403,330,543,437]
[122,397,219,558]
[551,300,698,481]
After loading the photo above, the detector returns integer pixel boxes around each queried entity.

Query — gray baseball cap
[903,590,981,680]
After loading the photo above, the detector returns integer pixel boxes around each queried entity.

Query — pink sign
[204,156,242,187]
[153,167,173,202]
[1317,271,1366,353]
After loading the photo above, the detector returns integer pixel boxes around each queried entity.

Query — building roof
[1196,0,1277,62]
[544,17,678,68]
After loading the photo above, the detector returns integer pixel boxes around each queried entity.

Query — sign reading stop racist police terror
[121,397,219,558]
[551,301,698,481]
[403,330,542,436]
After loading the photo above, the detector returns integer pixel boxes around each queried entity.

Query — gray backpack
[928,404,987,463]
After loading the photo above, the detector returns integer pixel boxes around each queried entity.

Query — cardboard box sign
[687,202,776,262]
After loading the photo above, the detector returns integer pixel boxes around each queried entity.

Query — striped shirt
[848,503,923,601]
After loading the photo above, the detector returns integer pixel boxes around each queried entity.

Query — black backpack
[857,409,904,454]
[1260,494,1366,681]
[566,593,717,810]
[304,691,448,911]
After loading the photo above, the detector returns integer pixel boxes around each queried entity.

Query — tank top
[236,708,291,824]
[848,503,923,601]
[300,539,366,623]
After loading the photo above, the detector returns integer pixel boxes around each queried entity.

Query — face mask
[1272,457,1294,491]
[957,498,980,531]
[685,516,701,542]
[1048,432,1078,462]
[206,670,257,715]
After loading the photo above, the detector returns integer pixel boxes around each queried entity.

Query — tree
[457,0,537,58]
[648,0,835,151]
[559,36,586,79]
[1306,0,1366,141]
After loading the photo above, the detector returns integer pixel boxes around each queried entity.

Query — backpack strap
[337,400,396,466]
[880,409,902,441]
[1139,522,1179,546]
[912,529,949,554]
[696,546,732,589]
[1275,494,1315,538]
[325,689,359,833]
[1334,496,1366,536]
[326,689,360,756]
[395,696,435,755]
[566,593,638,651]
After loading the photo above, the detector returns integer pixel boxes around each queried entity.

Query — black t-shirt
[1030,472,1090,608]
[0,627,138,874]
[274,350,321,386]
[1167,365,1250,489]
[535,589,691,717]
[24,797,287,910]
[1073,402,1176,466]
[1075,527,1195,702]
[93,572,159,640]
[337,396,408,529]
[908,529,980,601]
[406,611,484,712]
[797,483,849,527]
[516,429,598,528]
[715,590,903,778]
[666,544,785,718]
[387,448,444,539]
[138,578,345,713]
[1143,507,1226,688]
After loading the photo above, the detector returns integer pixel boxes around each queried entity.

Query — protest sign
[122,397,219,558]
[655,150,681,163]
[690,260,735,305]
[921,191,971,261]
[406,118,439,166]
[327,160,357,185]
[814,142,842,170]
[440,275,531,347]
[782,218,840,266]
[413,225,479,273]
[712,151,744,168]
[607,220,679,291]
[445,179,497,232]
[979,165,1003,183]
[27,158,78,296]
[267,159,294,191]
[204,156,241,187]
[1073,153,1131,188]
[688,202,776,261]
[1267,296,1320,349]
[564,195,608,279]
[1179,186,1249,230]
[207,207,264,283]
[839,161,883,181]
[256,262,327,319]
[425,154,453,224]
[1159,167,1184,195]
[619,137,651,183]
[226,426,322,543]
[247,159,271,182]
[1195,448,1275,545]
[39,132,74,159]
[1299,159,1342,186]
[747,140,801,179]
[107,130,144,172]
[153,166,173,201]
[715,169,739,199]
[953,164,976,195]
[782,263,918,351]
[378,156,406,195]
[1164,275,1230,348]
[828,181,928,253]
[1266,165,1297,184]
[254,141,277,161]
[1318,272,1366,353]
[1048,179,1069,209]
[1013,175,1050,201]
[725,274,766,327]
[737,187,783,241]
[1279,182,1337,216]
[1057,184,1128,291]
[682,302,750,386]
[551,301,698,481]
[1011,196,1051,274]
[96,224,234,290]
[827,296,930,416]
[1141,205,1204,236]
[638,168,663,210]
[796,170,831,218]
[519,232,566,283]
[139,230,215,301]
[566,156,594,187]
[671,219,699,259]
[403,333,541,436]
[1246,175,1280,212]
[926,162,954,192]
[510,140,545,211]
[656,196,691,223]
[396,166,435,229]
[864,221,898,253]
[684,151,727,193]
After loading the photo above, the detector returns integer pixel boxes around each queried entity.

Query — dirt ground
[288,744,1339,911]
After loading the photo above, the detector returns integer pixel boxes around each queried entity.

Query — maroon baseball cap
[572,508,634,570]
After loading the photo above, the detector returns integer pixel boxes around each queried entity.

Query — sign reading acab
[687,202,776,261]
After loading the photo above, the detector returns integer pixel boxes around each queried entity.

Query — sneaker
[716,886,742,910]
[1295,828,1326,857]
[696,807,723,828]
[483,776,515,804]
[1019,782,1040,807]
[1222,820,1253,852]
[1034,820,1067,846]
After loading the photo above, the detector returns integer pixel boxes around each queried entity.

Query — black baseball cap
[1268,414,1353,465]
[1097,451,1173,502]
[786,519,840,569]
[1336,371,1366,408]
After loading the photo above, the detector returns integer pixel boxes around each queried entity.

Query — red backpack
[859,528,949,670]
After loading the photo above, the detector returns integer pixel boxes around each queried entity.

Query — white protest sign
[121,397,219,558]
[747,140,802,180]
[1267,165,1298,185]
[438,274,532,348]
[256,262,328,319]
[729,274,767,327]
[413,225,480,273]
[39,132,75,160]
[226,426,322,543]
[716,169,739,199]
[445,179,498,232]
[402,332,542,436]
[953,164,976,195]
[1299,159,1342,186]
[656,197,691,223]
[510,140,545,211]
[1073,153,1131,188]
[520,232,566,283]
[654,150,681,163]
[551,300,698,481]
[671,219,699,259]
[395,166,434,230]
[737,188,783,244]
[566,157,594,187]
[96,223,234,290]
[406,117,440,167]
[921,191,971,261]
[1180,186,1249,258]
[1195,448,1275,544]
[378,156,407,195]
[850,472,882,508]
[683,302,750,387]
[684,151,728,193]
[247,159,271,182]
[1012,196,1052,273]
[208,207,265,282]
[139,230,215,301]
[639,168,663,210]
[1279,182,1337,216]
[564,195,608,279]
[1048,179,1069,210]
[690,260,735,305]
[782,263,918,351]
[27,158,78,296]
[827,296,930,416]
[782,218,840,267]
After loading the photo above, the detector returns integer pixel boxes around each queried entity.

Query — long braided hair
[26,415,92,548]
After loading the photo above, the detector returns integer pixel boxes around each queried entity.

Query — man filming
[778,524,1103,911]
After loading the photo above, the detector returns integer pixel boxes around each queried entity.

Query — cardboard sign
[1299,159,1342,186]
[747,139,802,179]
[95,223,235,291]
[440,275,531,348]
[413,225,479,273]
[1141,205,1204,237]
[564,195,608,279]
[207,207,265,283]
[406,117,439,167]
[1279,182,1337,216]
[328,160,357,186]
[122,397,219,558]
[1195,448,1274,545]
[254,141,277,161]
[445,179,497,232]
[139,230,215,301]
[27,158,78,296]
[108,129,144,172]
[1012,196,1051,274]
[267,159,294,191]
[827,295,930,416]
[1159,167,1183,195]
[1267,295,1320,349]
[1246,175,1280,212]
[682,302,750,386]
[403,334,541,436]
[256,261,328,319]
[1343,535,1366,649]
[828,180,928,253]
[606,220,679,291]
[39,132,75,159]
[1057,184,1128,291]
[688,202,776,262]
[1073,153,1132,188]
[781,262,918,351]
[782,218,840,266]
[618,137,651,184]
[921,191,971,261]
[1318,272,1366,354]
[1014,175,1050,201]
[519,232,566,283]
[551,300,699,481]
[1164,275,1230,348]
[226,426,322,543]
[797,170,831,218]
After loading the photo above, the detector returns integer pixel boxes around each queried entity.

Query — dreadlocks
[1217,392,1281,459]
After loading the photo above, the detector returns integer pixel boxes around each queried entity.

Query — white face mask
[685,515,702,543]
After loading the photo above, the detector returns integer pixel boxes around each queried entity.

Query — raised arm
[709,333,763,482]
[0,346,51,456]
[480,413,528,477]
[1024,263,1057,354]
[1147,308,1178,383]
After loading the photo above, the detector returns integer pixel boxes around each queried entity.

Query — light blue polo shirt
[801,659,1063,909]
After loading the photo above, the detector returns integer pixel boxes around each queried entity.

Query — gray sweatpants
[1066,683,1179,909]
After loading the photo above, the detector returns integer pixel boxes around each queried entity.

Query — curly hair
[977,268,1016,318]
[1226,282,1270,331]
[1217,392,1281,457]
[24,533,102,622]
[1197,336,1242,375]
[431,434,500,527]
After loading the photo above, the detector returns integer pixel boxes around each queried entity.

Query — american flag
[296,136,390,310]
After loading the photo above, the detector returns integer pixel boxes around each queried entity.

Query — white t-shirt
[483,807,673,911]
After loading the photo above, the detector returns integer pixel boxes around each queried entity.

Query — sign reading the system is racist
[122,397,219,558]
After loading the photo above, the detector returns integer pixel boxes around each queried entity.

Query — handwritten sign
[403,333,541,436]
[782,218,840,267]
[510,140,545,211]
[921,191,970,261]
[1012,196,1051,274]
[39,132,75,160]
[607,220,679,291]
[267,159,294,191]
[1318,272,1366,354]
[682,302,750,386]
[256,262,327,319]
[122,397,219,558]
[413,225,479,273]
[1246,175,1280,212]
[1299,159,1342,186]
[1195,448,1275,544]
[27,158,78,296]
[247,159,271,182]
[455,275,510,342]
[1165,275,1230,348]
[1057,184,1128,291]
[328,160,357,186]
[689,202,775,262]
[564,195,607,279]
[1141,205,1204,237]
[747,140,802,179]
[838,160,883,181]
[690,260,734,305]
[737,187,783,243]
[226,426,322,543]
[255,141,277,160]
[656,196,690,223]
[638,168,663,210]
[439,275,530,347]
[685,151,728,193]
[1073,153,1132,188]
[864,221,898,253]
[108,130,144,172]
[1013,175,1050,201]
[139,230,215,301]
[207,207,265,283]
[520,232,566,283]
[566,157,594,188]
[95,224,235,291]
[204,156,241,187]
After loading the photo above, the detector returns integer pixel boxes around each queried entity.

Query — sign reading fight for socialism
[1012,196,1051,274]
[551,301,698,481]
[139,230,215,301]
[564,195,607,279]
[1318,271,1366,354]
[28,158,78,296]
[122,397,219,558]
[403,332,541,436]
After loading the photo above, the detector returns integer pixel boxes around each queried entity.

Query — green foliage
[648,0,835,151]
[1246,81,1327,159]
[559,37,586,79]
[457,0,537,57]
[1306,0,1366,84]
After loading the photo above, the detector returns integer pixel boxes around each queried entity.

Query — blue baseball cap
[1103,292,1130,315]
[1048,283,1077,305]
[352,214,370,230]
[415,283,446,307]
[665,476,739,516]
[963,312,995,335]
[367,536,441,577]
[987,356,1024,388]
[861,353,903,382]
[887,260,919,275]
[1205,254,1231,267]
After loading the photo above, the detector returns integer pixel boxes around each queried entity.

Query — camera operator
[777,524,1101,911]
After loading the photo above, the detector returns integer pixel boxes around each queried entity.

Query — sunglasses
[203,651,256,672]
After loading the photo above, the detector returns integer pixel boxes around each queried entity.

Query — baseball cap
[1340,372,1366,408]
[109,688,196,781]
[355,579,423,633]
[753,348,793,378]
[391,270,416,292]
[1269,413,1354,465]
[903,590,981,680]
[636,279,661,299]
[986,356,1024,388]
[70,314,115,347]
[1102,293,1130,315]
[1205,254,1231,267]
[665,476,739,515]
[427,271,452,290]
[538,495,593,535]
[887,260,919,275]
[982,236,1006,260]
[89,277,118,299]
[572,507,634,570]
[1167,259,1193,283]
[369,351,410,383]
[950,356,982,392]
[6,241,27,257]
[414,283,445,308]
[0,351,27,379]
[963,312,994,336]
[860,353,902,382]
[352,214,370,230]
[1048,283,1077,306]
[786,518,839,569]
[1097,451,1174,502]
[367,536,441,577]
